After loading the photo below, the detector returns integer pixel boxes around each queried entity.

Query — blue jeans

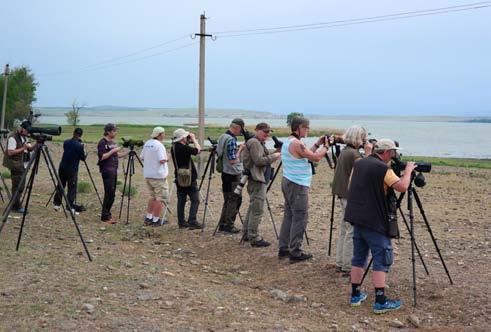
[352,225,393,272]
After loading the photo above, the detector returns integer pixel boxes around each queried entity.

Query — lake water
[39,115,491,159]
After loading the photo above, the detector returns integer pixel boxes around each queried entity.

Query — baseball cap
[231,118,245,130]
[151,126,165,138]
[255,122,272,133]
[374,139,402,152]
[172,128,190,143]
[104,123,117,132]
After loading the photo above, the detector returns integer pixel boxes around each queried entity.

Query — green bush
[116,179,123,185]
[1,170,11,179]
[119,185,137,197]
[77,181,92,193]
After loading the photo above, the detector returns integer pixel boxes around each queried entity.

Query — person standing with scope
[216,118,245,234]
[140,127,169,227]
[331,125,372,276]
[171,128,203,230]
[345,139,416,314]
[53,127,86,214]
[277,117,328,262]
[2,120,35,214]
[97,123,127,224]
[241,122,280,247]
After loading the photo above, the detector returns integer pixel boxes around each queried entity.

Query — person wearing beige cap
[241,122,281,247]
[344,138,416,314]
[140,127,169,227]
[170,128,203,230]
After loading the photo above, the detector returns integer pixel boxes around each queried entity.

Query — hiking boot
[373,299,402,314]
[144,217,153,226]
[102,218,117,225]
[278,250,290,259]
[73,204,87,212]
[219,225,241,234]
[188,222,203,230]
[289,252,313,264]
[151,218,168,227]
[251,239,270,247]
[13,208,27,214]
[350,292,368,307]
[178,222,190,229]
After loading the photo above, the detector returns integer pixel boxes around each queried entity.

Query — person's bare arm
[291,139,327,163]
[392,162,417,192]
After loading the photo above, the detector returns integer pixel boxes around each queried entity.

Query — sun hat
[172,128,190,143]
[255,122,272,133]
[374,139,402,152]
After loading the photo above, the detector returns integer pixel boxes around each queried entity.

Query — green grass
[77,181,92,193]
[119,185,137,197]
[44,124,340,145]
[1,170,11,179]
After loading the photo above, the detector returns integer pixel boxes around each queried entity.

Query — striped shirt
[281,137,312,187]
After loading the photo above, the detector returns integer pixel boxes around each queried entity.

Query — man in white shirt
[140,127,169,226]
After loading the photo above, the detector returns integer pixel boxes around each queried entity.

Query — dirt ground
[0,143,489,331]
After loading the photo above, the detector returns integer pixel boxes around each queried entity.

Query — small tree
[286,112,304,126]
[65,100,85,127]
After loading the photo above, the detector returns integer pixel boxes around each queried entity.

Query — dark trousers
[53,168,78,208]
[176,181,200,226]
[218,173,242,227]
[101,172,117,221]
[10,169,26,210]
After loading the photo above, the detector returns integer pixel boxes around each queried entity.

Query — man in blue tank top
[278,117,328,263]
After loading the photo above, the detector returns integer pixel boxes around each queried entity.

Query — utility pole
[1,64,9,130]
[195,14,213,174]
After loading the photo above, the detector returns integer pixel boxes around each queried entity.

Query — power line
[212,2,491,38]
[38,41,198,78]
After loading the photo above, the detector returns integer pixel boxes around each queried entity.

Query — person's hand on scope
[404,161,417,173]
[188,132,201,151]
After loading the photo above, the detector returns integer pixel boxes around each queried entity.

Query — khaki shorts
[146,178,169,202]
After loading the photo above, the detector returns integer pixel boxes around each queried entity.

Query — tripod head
[31,133,53,143]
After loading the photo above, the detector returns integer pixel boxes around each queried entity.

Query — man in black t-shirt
[171,128,203,229]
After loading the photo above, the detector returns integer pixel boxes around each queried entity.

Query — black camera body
[121,137,144,148]
[242,129,254,141]
[272,135,283,149]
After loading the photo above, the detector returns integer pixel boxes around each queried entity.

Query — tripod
[118,147,143,224]
[359,177,453,307]
[0,136,92,261]
[45,157,103,210]
[239,161,310,245]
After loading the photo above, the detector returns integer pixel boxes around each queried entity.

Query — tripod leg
[201,170,213,233]
[328,194,336,256]
[84,160,103,207]
[360,257,373,286]
[162,182,175,220]
[398,207,430,275]
[198,151,213,192]
[42,146,92,261]
[118,157,131,220]
[45,189,56,207]
[413,189,454,285]
[0,174,11,199]
[265,197,279,239]
[126,158,133,224]
[16,153,40,251]
[304,230,310,246]
[41,150,68,218]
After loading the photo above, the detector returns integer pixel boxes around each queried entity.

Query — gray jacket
[217,132,243,175]
[242,137,279,183]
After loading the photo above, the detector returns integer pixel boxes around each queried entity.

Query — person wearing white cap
[140,126,169,227]
[170,128,203,229]
[344,138,416,314]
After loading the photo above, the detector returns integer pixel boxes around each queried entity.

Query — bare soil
[0,143,489,331]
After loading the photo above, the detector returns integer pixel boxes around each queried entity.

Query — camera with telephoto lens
[272,135,283,149]
[391,152,431,188]
[121,137,144,148]
[0,128,9,138]
[242,129,254,142]
[21,120,61,137]
[233,169,251,196]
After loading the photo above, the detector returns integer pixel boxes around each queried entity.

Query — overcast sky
[2,0,490,116]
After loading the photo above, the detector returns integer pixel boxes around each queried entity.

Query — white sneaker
[68,208,80,216]
[53,205,61,211]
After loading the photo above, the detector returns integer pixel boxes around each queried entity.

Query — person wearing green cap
[216,118,245,234]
